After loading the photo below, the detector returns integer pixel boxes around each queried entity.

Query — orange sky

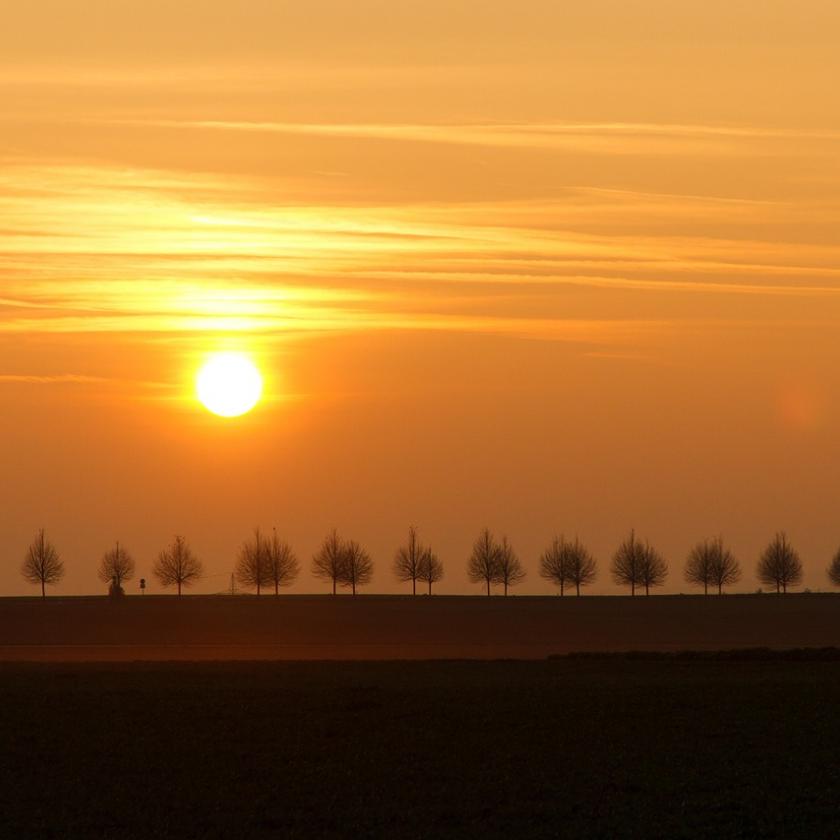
[3,1,840,595]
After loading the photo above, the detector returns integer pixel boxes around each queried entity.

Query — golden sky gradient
[3,1,840,594]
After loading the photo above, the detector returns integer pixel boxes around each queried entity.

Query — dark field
[3,656,840,839]
[2,593,840,660]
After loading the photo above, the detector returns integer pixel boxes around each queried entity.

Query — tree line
[19,526,840,597]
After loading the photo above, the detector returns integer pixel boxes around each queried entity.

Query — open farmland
[0,593,839,661]
[2,655,840,838]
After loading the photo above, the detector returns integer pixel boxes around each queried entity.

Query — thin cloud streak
[361,270,840,297]
[0,307,677,345]
[88,118,840,155]
[0,374,107,384]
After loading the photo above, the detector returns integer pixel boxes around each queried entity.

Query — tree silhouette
[540,536,596,596]
[757,532,803,593]
[312,529,347,595]
[393,525,425,595]
[467,528,501,596]
[567,539,597,595]
[98,542,135,593]
[21,529,64,598]
[493,536,525,595]
[685,541,714,595]
[267,529,299,594]
[710,543,740,594]
[235,529,272,595]
[154,535,203,596]
[338,539,373,595]
[686,537,740,595]
[611,530,646,595]
[539,536,571,595]
[417,547,444,594]
[638,542,668,595]
[829,548,840,588]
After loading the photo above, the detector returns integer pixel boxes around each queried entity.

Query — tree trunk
[275,581,279,595]
[352,580,356,595]
[486,579,490,596]
[645,583,650,596]
[718,583,722,595]
[412,578,416,596]
[332,578,336,595]
[41,579,45,599]
[704,582,708,595]
[428,579,432,595]
[560,580,564,596]
[178,580,182,597]
[576,583,581,596]
[631,582,635,596]
[504,581,508,596]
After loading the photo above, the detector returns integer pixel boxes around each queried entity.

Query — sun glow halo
[196,352,263,417]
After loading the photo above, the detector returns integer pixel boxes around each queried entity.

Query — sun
[196,352,263,417]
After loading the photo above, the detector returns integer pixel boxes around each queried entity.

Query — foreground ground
[1,593,839,660]
[2,655,839,838]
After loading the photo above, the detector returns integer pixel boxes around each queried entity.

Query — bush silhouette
[828,548,840,589]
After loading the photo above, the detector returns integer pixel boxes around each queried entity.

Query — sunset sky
[3,1,840,594]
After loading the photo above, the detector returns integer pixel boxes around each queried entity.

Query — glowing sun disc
[196,353,263,417]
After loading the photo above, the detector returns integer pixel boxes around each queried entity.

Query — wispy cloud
[86,118,840,156]
[0,374,107,384]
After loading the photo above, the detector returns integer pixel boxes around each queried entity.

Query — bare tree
[235,529,272,595]
[757,532,803,593]
[639,542,668,595]
[21,529,64,598]
[685,539,715,595]
[338,539,373,595]
[493,536,526,595]
[539,536,571,596]
[154,535,203,596]
[312,529,347,594]
[611,531,646,595]
[467,528,501,596]
[540,536,596,596]
[829,548,840,588]
[267,529,299,594]
[566,538,597,595]
[686,537,741,595]
[98,542,135,593]
[393,525,425,595]
[417,547,444,594]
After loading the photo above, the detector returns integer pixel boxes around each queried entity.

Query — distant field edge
[558,646,840,661]
[2,644,840,664]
